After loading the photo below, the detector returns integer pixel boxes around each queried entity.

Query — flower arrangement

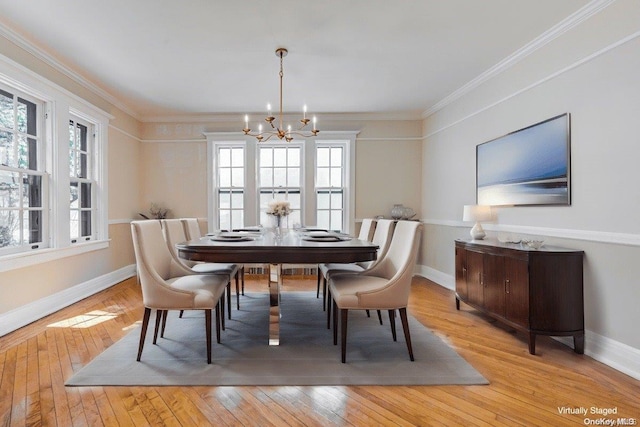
[266,200,291,217]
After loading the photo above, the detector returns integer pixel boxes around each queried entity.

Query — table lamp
[463,205,492,240]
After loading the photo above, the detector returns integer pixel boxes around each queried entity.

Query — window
[0,59,110,271]
[215,145,245,231]
[258,144,302,227]
[315,143,345,231]
[69,116,95,243]
[206,132,356,234]
[0,86,44,255]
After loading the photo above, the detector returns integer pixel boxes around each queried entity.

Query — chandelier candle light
[243,48,319,142]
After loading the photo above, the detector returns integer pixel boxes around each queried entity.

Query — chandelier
[243,48,319,142]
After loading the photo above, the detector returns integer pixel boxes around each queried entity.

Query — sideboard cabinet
[455,239,584,355]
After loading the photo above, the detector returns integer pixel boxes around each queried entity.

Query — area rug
[66,292,488,386]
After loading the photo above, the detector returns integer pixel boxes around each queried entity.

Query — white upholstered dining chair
[317,218,377,304]
[131,220,227,364]
[162,219,241,321]
[328,220,423,363]
[182,218,246,301]
[322,219,396,328]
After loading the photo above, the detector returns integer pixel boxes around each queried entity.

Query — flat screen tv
[476,113,571,206]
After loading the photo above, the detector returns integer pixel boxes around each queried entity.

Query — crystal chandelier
[243,48,319,142]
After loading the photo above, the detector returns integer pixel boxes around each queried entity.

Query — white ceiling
[0,0,589,120]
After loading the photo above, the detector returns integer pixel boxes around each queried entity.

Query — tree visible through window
[0,86,43,252]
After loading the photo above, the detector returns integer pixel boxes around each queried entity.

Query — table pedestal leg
[268,264,282,345]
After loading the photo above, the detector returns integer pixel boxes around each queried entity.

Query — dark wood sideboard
[454,239,584,355]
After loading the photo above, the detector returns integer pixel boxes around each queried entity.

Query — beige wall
[421,1,640,352]
[139,118,423,221]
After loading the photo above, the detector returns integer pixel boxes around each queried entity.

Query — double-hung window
[257,143,302,227]
[0,86,44,255]
[315,143,346,231]
[215,144,245,231]
[0,58,110,271]
[69,116,95,243]
[207,132,356,234]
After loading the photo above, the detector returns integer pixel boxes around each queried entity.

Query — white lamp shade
[462,205,492,222]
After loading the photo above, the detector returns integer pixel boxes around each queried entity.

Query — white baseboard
[416,265,455,290]
[415,264,640,381]
[553,333,640,381]
[0,264,136,337]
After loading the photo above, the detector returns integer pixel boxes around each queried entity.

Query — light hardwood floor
[1,275,638,426]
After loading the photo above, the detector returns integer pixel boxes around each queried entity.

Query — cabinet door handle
[505,279,510,294]
[480,273,484,286]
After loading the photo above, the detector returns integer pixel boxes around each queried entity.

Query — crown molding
[0,20,141,120]
[141,110,424,124]
[421,0,617,119]
[422,28,640,140]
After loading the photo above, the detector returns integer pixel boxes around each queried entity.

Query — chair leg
[179,310,184,318]
[235,271,240,311]
[340,309,349,363]
[226,281,232,320]
[215,301,221,344]
[152,309,162,344]
[241,265,245,295]
[205,309,212,364]
[377,310,384,325]
[366,310,370,317]
[160,310,168,338]
[388,310,397,341]
[220,296,226,330]
[326,287,332,329]
[322,277,328,311]
[316,268,321,298]
[399,307,415,361]
[333,299,339,345]
[136,307,151,361]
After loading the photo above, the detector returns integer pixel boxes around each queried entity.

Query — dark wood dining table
[177,229,378,345]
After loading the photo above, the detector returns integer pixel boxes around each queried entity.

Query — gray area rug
[66,292,488,386]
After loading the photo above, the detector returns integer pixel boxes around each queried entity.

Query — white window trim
[0,52,111,272]
[205,131,358,234]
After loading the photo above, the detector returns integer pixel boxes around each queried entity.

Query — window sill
[0,240,110,273]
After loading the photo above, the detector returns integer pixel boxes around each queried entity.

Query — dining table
[177,228,378,345]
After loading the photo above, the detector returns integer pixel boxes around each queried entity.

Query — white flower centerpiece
[266,200,292,233]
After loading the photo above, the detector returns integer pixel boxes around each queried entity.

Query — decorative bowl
[498,233,521,244]
[522,239,544,250]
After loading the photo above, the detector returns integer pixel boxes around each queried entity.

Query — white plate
[210,236,254,242]
[303,235,351,242]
